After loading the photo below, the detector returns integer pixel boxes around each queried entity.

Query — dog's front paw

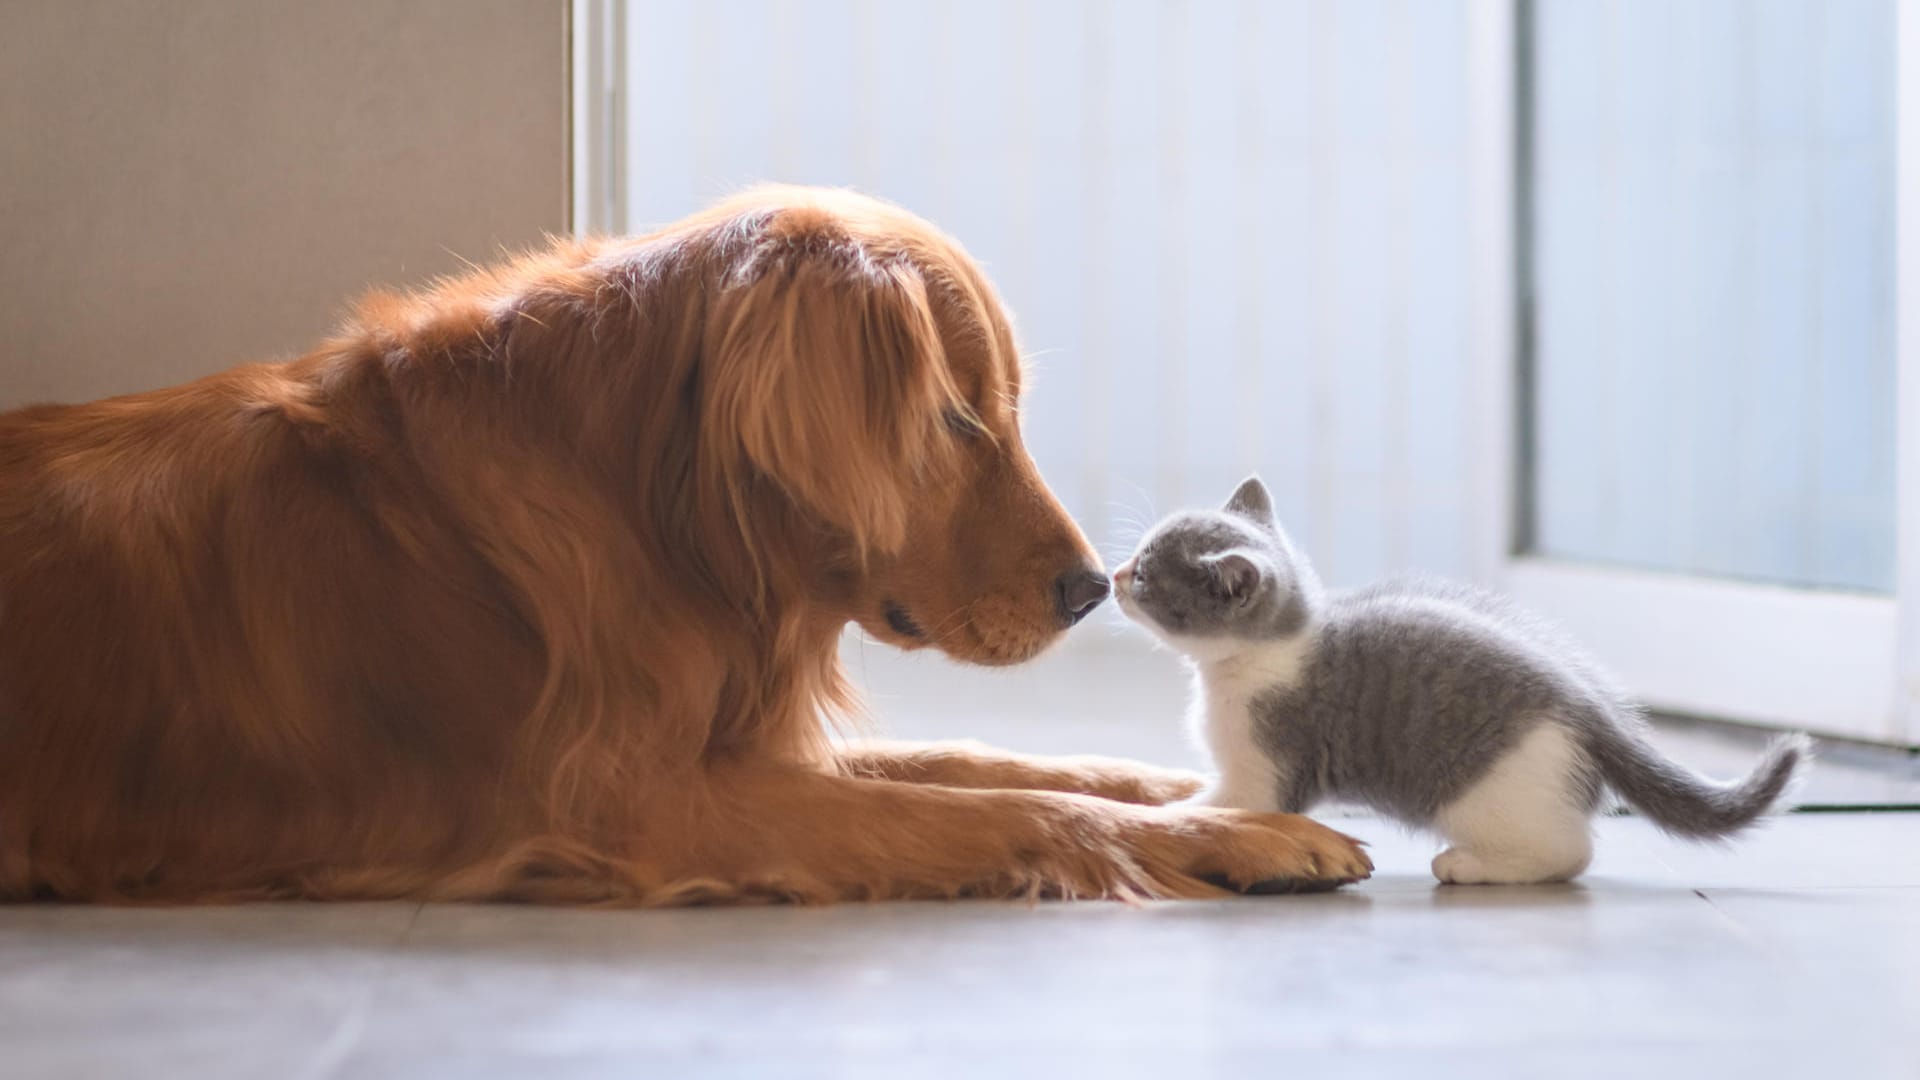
[1126,807,1373,894]
[1082,762,1207,806]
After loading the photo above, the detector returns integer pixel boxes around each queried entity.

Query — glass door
[1498,0,1915,743]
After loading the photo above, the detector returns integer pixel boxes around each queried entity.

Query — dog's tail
[1580,716,1810,840]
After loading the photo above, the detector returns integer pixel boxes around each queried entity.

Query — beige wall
[0,0,569,409]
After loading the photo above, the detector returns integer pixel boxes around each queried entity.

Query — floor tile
[322,881,1884,1079]
[0,902,417,1080]
[1698,887,1920,1077]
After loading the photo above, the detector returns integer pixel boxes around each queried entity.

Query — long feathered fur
[0,186,1370,905]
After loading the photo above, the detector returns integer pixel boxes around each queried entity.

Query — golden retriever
[0,186,1370,903]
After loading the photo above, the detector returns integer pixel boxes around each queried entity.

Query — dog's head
[692,187,1104,666]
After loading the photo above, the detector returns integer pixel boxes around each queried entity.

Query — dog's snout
[1055,567,1111,626]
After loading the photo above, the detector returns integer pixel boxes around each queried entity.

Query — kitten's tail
[1578,715,1811,840]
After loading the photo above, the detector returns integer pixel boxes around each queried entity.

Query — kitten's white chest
[1184,634,1315,811]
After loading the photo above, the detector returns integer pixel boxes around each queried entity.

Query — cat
[1113,475,1810,885]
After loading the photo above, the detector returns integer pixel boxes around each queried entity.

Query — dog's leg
[836,740,1204,806]
[645,764,1370,904]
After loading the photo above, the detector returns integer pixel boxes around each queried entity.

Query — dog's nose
[1055,567,1112,626]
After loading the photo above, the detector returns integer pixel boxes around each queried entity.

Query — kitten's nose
[1113,559,1137,589]
[1055,567,1111,626]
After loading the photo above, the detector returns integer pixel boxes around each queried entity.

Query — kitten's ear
[1202,550,1267,605]
[1224,475,1274,522]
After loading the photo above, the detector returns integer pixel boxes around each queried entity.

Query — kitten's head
[1113,476,1320,657]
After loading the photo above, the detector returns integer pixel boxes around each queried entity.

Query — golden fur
[0,186,1370,904]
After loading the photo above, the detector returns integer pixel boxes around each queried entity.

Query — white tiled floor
[3,637,1915,1079]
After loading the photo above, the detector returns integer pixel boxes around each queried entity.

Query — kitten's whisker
[1113,478,1161,522]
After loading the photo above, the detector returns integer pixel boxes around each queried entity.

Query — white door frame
[1894,0,1920,747]
[1466,0,1917,746]
[570,0,625,237]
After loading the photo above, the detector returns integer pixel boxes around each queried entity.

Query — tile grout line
[1687,887,1771,949]
[294,903,425,1080]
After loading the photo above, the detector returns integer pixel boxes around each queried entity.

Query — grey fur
[1120,475,1809,843]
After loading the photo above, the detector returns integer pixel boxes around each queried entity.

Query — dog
[0,186,1370,903]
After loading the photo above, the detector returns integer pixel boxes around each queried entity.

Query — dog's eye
[943,405,984,440]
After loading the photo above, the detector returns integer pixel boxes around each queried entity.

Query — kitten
[1113,476,1810,885]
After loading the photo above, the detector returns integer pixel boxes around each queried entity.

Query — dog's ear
[704,225,959,552]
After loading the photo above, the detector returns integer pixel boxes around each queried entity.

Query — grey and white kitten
[1114,476,1810,885]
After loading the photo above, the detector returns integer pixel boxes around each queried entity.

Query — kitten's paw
[1432,848,1496,884]
[1431,847,1581,886]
